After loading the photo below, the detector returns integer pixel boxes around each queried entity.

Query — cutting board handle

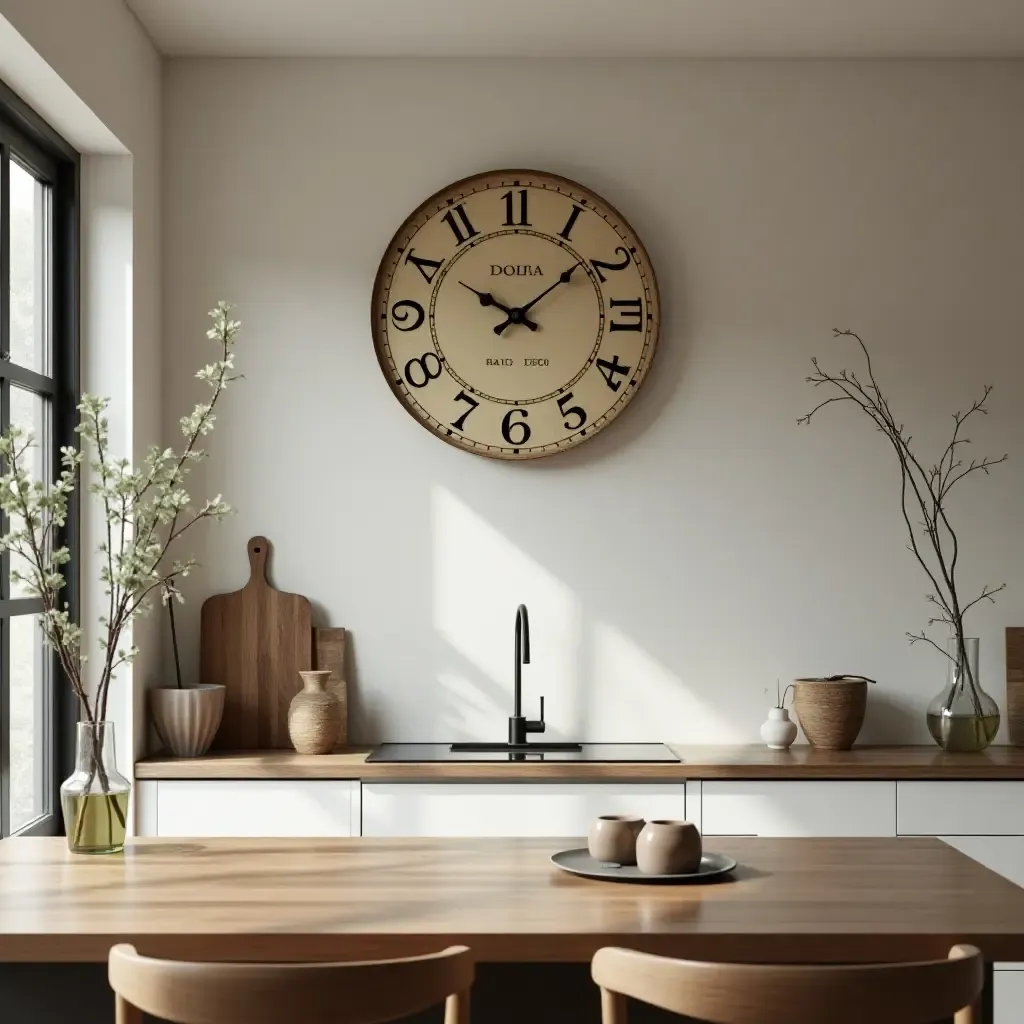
[246,536,270,586]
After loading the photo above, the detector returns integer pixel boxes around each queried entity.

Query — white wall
[163,58,1024,745]
[0,0,161,765]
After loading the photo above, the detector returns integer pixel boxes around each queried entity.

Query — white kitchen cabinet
[700,781,896,837]
[361,783,687,838]
[897,782,1024,836]
[996,972,1024,1024]
[939,836,1024,889]
[938,836,1024,972]
[137,779,361,837]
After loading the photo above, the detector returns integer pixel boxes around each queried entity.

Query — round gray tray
[551,848,737,884]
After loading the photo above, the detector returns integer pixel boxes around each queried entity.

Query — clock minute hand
[458,281,538,331]
[493,263,582,336]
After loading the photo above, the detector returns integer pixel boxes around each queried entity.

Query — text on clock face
[491,264,544,276]
[485,358,550,367]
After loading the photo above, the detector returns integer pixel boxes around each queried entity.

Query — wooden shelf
[134,744,1024,781]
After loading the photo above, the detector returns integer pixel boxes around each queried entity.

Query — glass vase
[60,721,131,854]
[926,637,1000,753]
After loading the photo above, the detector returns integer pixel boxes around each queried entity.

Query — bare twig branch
[802,330,1007,706]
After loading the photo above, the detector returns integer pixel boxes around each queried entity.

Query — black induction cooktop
[366,743,679,763]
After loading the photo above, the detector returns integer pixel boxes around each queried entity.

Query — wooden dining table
[2,835,1024,1021]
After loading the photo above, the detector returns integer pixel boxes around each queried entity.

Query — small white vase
[760,707,797,750]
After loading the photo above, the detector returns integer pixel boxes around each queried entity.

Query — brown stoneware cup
[588,814,645,865]
[636,819,702,874]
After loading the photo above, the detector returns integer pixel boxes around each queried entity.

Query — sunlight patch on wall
[432,485,583,738]
[589,621,745,742]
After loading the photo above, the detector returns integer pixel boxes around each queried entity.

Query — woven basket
[793,676,869,750]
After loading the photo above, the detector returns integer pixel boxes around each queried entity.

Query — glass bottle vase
[60,721,131,854]
[926,636,1000,753]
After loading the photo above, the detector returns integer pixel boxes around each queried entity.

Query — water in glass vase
[926,711,1000,753]
[60,791,131,854]
[60,721,131,854]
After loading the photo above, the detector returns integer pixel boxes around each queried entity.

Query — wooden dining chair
[108,942,474,1024]
[592,944,983,1024]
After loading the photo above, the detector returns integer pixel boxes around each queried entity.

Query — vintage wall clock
[371,169,660,459]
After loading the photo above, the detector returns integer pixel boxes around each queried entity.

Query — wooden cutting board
[1007,627,1024,746]
[201,536,312,749]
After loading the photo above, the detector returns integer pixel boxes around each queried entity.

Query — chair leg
[115,994,143,1024]
[601,987,628,1024]
[444,988,470,1024]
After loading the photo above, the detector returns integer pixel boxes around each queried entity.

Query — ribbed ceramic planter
[150,684,225,758]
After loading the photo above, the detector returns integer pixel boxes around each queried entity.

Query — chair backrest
[591,944,982,1024]
[109,943,474,1024]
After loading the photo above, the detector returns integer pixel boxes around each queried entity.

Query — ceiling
[126,0,1024,58]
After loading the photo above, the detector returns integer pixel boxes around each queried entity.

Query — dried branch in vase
[798,329,1007,722]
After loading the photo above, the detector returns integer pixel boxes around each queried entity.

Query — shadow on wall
[430,485,745,744]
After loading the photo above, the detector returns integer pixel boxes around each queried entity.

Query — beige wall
[0,0,161,763]
[163,58,1024,746]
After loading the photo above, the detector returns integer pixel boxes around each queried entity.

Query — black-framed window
[0,81,79,839]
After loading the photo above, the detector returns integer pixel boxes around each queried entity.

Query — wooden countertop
[134,744,1024,781]
[3,836,1024,964]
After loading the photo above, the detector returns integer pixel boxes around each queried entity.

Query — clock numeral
[609,297,644,332]
[556,392,587,431]
[390,299,425,332]
[501,189,531,227]
[501,408,531,446]
[404,352,444,389]
[596,355,631,392]
[404,248,443,285]
[450,390,480,430]
[558,205,584,241]
[591,247,632,283]
[441,203,480,246]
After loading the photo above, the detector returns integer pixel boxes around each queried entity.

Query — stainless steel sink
[450,741,583,753]
[366,743,679,763]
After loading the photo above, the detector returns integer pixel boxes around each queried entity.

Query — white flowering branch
[0,302,242,734]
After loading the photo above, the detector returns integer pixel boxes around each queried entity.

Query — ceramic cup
[588,814,645,865]
[636,819,702,875]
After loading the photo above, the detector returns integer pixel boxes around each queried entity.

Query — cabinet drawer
[151,780,360,837]
[702,781,896,837]
[996,971,1024,1024]
[898,783,1024,836]
[361,783,687,838]
[939,836,1024,889]
[940,836,1024,970]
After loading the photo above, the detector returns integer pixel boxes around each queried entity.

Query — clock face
[371,169,660,460]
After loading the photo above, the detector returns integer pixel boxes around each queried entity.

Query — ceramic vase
[760,707,798,750]
[288,670,342,754]
[588,815,644,865]
[636,819,702,874]
[60,722,131,855]
[150,684,225,757]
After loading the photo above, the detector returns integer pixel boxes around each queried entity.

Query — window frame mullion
[0,81,79,839]
[0,140,10,839]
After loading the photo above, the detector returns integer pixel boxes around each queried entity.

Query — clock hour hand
[493,263,582,336]
[458,281,538,331]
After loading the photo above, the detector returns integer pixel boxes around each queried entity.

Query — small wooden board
[1007,628,1024,746]
[314,627,348,747]
[201,536,312,748]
